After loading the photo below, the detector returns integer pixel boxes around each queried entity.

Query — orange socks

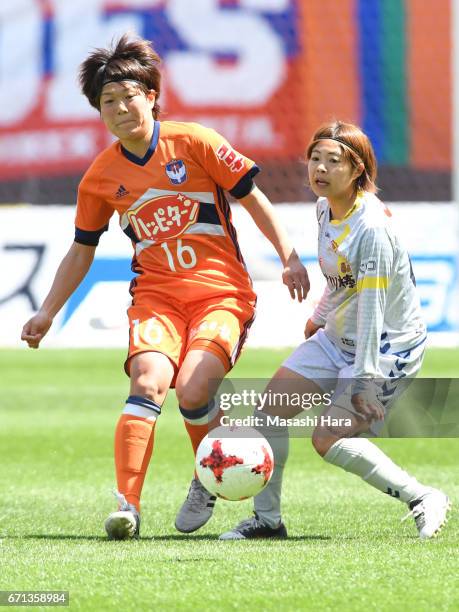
[183,420,210,456]
[114,396,161,512]
[114,399,220,509]
[180,402,221,456]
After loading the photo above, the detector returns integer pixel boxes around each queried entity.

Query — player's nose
[116,101,129,113]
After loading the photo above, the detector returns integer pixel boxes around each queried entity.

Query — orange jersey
[75,121,258,304]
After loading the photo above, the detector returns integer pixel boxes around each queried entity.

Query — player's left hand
[351,393,385,422]
[282,250,310,303]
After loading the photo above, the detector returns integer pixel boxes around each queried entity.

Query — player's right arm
[303,198,334,338]
[21,242,96,349]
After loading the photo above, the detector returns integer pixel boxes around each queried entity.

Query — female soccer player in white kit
[220,121,451,540]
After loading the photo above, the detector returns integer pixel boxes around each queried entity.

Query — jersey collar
[120,120,160,166]
[329,190,364,225]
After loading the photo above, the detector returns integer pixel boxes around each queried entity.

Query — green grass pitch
[0,348,458,611]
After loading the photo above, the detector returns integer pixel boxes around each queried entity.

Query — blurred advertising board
[1,203,458,348]
[0,0,307,180]
[0,0,450,182]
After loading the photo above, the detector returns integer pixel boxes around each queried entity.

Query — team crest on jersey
[165,159,187,185]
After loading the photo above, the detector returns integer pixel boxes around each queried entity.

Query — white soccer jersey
[311,191,426,380]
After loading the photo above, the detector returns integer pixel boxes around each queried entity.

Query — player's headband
[314,136,362,159]
[100,76,146,92]
[94,62,151,106]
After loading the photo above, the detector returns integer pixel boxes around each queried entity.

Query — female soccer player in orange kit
[21,35,310,540]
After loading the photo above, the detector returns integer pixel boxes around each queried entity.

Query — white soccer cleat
[402,488,452,539]
[175,477,216,533]
[104,491,140,540]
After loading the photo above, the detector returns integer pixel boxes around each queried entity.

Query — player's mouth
[315,178,329,187]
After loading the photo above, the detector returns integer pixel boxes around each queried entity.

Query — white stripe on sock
[181,403,220,426]
[123,403,158,422]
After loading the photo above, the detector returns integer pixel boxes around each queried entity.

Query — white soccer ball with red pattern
[195,426,274,501]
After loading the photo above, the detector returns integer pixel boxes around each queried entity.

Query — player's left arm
[188,125,309,302]
[352,227,394,421]
[238,186,310,303]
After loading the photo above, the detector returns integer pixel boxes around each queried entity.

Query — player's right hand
[304,318,322,339]
[351,393,385,422]
[21,311,53,349]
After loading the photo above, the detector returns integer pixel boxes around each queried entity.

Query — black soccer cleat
[219,513,287,540]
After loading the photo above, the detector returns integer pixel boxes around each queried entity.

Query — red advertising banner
[0,0,307,180]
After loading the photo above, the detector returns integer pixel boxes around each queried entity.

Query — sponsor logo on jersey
[165,159,187,185]
[115,184,129,199]
[126,193,199,243]
[216,143,245,172]
[325,273,356,289]
[359,258,377,273]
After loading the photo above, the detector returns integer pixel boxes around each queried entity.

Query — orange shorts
[125,292,256,382]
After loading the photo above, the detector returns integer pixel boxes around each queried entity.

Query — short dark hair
[306,120,378,193]
[79,34,162,118]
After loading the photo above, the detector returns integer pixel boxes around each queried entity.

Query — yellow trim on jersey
[357,276,389,291]
[330,190,365,225]
[334,224,353,278]
[334,223,351,247]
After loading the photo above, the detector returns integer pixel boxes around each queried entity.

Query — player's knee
[131,374,167,405]
[311,426,337,457]
[175,378,209,410]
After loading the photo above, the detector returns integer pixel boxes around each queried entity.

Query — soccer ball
[195,426,274,501]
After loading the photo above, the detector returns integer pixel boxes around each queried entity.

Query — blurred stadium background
[1,5,458,609]
[0,0,458,348]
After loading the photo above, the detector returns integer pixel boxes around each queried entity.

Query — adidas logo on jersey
[115,184,129,198]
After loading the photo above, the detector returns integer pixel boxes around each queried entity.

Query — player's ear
[146,89,156,108]
[353,161,365,181]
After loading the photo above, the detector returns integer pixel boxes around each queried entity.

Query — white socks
[253,431,430,528]
[324,437,430,504]
[253,413,289,528]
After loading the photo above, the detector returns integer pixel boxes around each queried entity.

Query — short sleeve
[188,124,259,193]
[75,168,114,245]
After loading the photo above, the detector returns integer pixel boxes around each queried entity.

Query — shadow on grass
[138,534,332,542]
[8,533,332,542]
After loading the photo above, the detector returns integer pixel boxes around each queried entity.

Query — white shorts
[283,329,426,435]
